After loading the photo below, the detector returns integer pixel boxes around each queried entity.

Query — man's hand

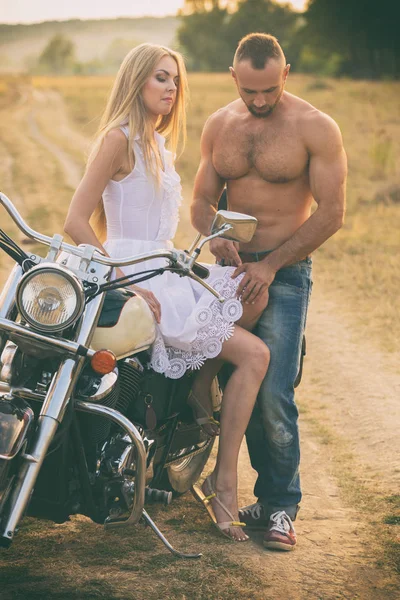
[209,238,242,267]
[232,261,276,304]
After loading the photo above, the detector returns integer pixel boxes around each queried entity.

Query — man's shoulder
[208,100,241,123]
[285,94,342,150]
[288,95,340,134]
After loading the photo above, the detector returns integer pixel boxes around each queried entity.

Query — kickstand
[141,509,202,559]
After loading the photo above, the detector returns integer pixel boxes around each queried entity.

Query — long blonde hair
[89,43,188,242]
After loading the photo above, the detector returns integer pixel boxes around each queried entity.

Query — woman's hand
[131,285,161,324]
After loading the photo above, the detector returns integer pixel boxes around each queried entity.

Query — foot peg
[145,487,172,506]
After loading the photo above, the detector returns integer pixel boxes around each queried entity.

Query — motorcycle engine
[77,356,144,448]
[115,357,144,416]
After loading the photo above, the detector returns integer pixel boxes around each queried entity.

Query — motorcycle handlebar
[0,192,224,301]
[191,262,210,280]
[1,192,55,247]
[0,192,173,267]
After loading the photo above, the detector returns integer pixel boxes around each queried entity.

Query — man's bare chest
[213,123,308,184]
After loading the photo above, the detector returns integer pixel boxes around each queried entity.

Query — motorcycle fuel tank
[91,290,156,360]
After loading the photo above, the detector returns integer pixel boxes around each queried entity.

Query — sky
[0,0,307,25]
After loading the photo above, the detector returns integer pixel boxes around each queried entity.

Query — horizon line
[0,14,180,27]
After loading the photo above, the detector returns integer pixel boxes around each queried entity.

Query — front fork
[0,291,202,558]
[0,294,105,546]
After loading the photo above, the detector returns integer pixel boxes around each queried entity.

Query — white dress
[103,127,243,379]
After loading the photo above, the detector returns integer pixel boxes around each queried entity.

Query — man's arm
[233,111,347,302]
[191,113,242,266]
[191,113,225,234]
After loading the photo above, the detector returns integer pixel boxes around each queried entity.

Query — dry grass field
[1,72,399,350]
[0,73,399,599]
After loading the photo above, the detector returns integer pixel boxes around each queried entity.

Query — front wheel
[158,438,215,495]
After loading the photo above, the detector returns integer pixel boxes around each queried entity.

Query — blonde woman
[64,43,270,542]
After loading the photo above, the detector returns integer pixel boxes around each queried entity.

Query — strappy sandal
[187,391,220,437]
[192,476,249,542]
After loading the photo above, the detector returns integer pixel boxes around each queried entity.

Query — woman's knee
[256,339,270,374]
[244,338,270,378]
[222,327,269,375]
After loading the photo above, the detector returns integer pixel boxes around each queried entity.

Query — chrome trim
[0,317,95,359]
[187,271,225,303]
[187,233,202,255]
[1,190,173,268]
[72,292,104,348]
[10,387,44,402]
[0,381,11,394]
[38,357,83,421]
[0,399,34,461]
[0,194,226,302]
[211,210,258,243]
[0,264,22,357]
[0,264,22,320]
[114,434,135,477]
[15,263,85,333]
[45,233,63,262]
[0,342,18,383]
[0,291,105,543]
[195,223,232,255]
[1,415,59,542]
[75,401,146,527]
[0,193,55,248]
[40,293,105,421]
[85,370,118,403]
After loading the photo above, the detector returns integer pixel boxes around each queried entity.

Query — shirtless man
[191,33,347,551]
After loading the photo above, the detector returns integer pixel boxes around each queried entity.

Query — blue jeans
[245,254,313,520]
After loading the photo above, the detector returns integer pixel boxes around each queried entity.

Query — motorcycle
[0,192,257,559]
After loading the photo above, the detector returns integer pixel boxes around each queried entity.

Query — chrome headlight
[16,264,85,332]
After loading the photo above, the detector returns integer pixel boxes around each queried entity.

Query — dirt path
[228,282,400,598]
[1,89,399,599]
[27,89,84,190]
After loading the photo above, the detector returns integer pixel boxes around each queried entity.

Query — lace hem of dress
[149,269,244,379]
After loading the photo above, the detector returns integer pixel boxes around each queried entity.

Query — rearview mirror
[211,210,258,243]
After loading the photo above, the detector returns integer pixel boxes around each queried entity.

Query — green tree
[178,0,299,71]
[37,34,76,74]
[178,2,232,71]
[226,0,299,67]
[303,0,400,78]
[226,1,296,47]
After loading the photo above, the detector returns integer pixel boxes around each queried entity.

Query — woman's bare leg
[201,325,270,541]
[190,293,269,427]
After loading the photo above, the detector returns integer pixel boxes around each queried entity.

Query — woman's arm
[64,129,161,323]
[64,128,127,252]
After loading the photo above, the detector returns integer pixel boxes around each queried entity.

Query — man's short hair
[234,33,285,70]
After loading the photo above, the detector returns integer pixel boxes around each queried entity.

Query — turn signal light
[90,349,117,375]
